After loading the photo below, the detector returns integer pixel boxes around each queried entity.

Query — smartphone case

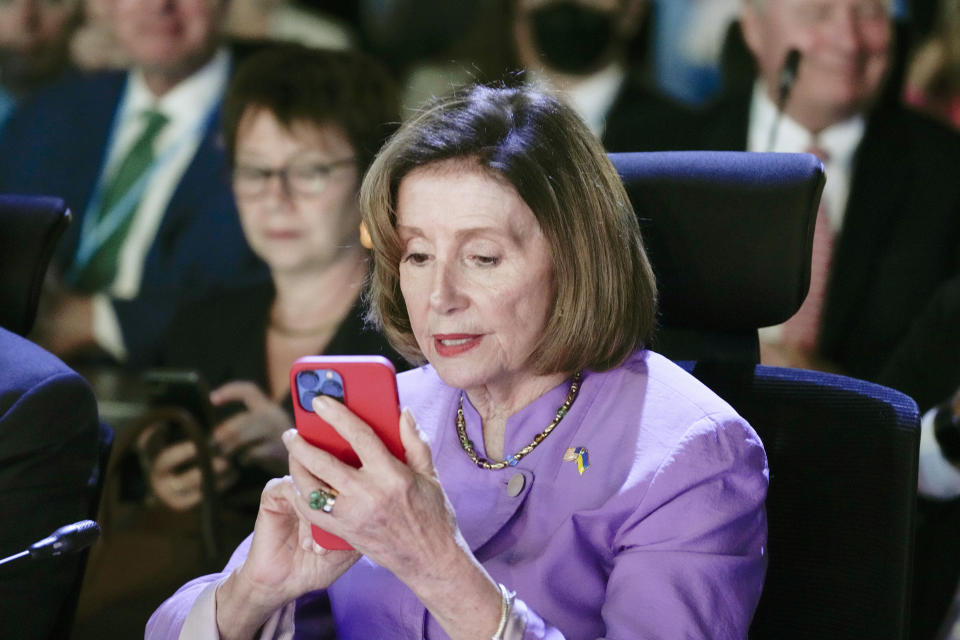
[289,355,403,550]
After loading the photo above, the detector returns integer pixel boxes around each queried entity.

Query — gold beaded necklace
[455,371,583,470]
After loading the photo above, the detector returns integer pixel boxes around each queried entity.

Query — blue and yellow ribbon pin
[563,446,590,475]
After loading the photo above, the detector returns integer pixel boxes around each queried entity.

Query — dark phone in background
[142,368,216,426]
[138,369,216,465]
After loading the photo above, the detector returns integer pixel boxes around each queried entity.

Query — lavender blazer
[147,349,768,639]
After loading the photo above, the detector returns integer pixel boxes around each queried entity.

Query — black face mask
[529,2,618,76]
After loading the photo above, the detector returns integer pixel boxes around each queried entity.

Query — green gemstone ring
[308,487,337,513]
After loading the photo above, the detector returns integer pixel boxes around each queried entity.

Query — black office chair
[609,152,920,640]
[0,194,114,638]
[0,195,72,337]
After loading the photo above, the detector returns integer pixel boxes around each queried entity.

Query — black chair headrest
[609,151,824,360]
[0,195,71,337]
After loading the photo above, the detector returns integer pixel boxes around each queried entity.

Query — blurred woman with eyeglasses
[138,43,406,515]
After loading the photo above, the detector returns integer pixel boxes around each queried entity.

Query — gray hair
[743,0,894,13]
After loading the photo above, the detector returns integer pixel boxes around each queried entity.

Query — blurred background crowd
[4,0,960,638]
[0,0,953,136]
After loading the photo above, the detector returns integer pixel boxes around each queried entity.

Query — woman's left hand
[211,381,292,475]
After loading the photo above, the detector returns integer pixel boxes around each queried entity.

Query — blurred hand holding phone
[208,381,291,475]
[137,369,215,460]
[135,369,228,511]
[289,355,403,549]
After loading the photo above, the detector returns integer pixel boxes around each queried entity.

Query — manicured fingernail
[301,537,312,551]
[313,542,323,554]
[282,429,295,443]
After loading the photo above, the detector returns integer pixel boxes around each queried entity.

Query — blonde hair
[360,84,657,374]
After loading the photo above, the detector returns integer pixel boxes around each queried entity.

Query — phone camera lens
[299,390,318,412]
[297,370,320,390]
[319,378,344,401]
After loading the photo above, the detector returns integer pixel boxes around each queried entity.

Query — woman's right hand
[138,426,237,511]
[215,476,360,640]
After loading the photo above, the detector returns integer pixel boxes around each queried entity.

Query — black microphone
[0,520,101,567]
[777,49,802,108]
[767,48,803,151]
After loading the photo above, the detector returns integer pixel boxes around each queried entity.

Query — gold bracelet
[491,583,516,640]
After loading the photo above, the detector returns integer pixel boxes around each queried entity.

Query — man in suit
[693,2,960,637]
[696,0,960,386]
[0,0,268,368]
[0,326,100,638]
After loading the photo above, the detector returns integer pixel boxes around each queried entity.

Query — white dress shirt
[91,48,231,360]
[918,407,960,499]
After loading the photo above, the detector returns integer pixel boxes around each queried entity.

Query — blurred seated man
[691,1,960,637]
[695,0,960,388]
[0,325,100,639]
[0,0,81,130]
[0,0,268,368]
[510,0,698,151]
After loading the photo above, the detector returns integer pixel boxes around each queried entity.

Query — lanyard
[67,94,219,284]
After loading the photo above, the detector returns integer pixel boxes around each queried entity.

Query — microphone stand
[767,49,802,152]
[0,550,29,567]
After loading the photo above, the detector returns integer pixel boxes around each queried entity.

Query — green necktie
[73,109,169,292]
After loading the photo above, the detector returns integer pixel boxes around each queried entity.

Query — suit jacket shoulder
[602,70,703,152]
[0,328,100,638]
[821,102,960,380]
[0,327,99,493]
[691,88,752,151]
[0,70,125,207]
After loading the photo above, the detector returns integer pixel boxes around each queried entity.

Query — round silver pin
[506,473,525,497]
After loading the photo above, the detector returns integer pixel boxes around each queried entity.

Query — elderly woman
[140,43,405,513]
[147,84,768,639]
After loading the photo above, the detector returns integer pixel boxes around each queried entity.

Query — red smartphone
[289,355,403,550]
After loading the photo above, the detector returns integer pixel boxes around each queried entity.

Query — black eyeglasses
[232,157,356,197]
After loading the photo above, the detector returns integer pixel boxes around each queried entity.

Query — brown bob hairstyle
[361,84,657,375]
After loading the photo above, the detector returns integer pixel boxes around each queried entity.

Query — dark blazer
[0,327,100,639]
[154,280,409,517]
[878,274,960,413]
[601,67,702,153]
[695,89,960,640]
[0,64,268,367]
[694,90,960,393]
[158,280,409,414]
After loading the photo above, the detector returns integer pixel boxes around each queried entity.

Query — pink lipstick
[433,334,482,357]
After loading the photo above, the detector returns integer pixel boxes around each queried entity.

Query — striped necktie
[782,142,834,352]
[72,109,169,293]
